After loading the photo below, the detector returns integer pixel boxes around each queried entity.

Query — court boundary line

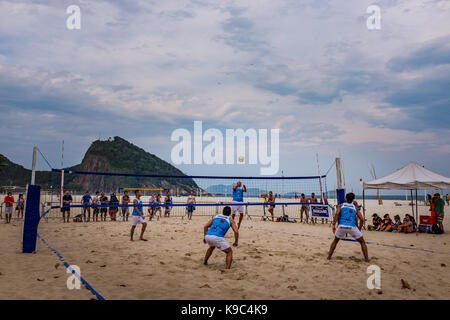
[251,226,447,255]
[37,233,105,300]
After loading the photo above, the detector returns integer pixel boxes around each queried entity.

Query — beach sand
[0,199,449,300]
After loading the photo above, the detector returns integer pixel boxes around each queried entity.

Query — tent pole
[362,188,366,229]
[410,189,414,217]
[415,189,418,236]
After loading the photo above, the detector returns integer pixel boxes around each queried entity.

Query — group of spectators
[61,190,178,223]
[368,213,416,233]
[368,192,446,234]
[61,190,119,223]
[2,192,25,223]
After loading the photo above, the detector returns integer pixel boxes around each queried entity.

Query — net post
[31,146,37,185]
[60,169,64,207]
[22,184,40,253]
[245,203,251,220]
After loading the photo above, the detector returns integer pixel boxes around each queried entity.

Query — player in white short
[130,190,147,241]
[327,192,369,262]
[203,206,239,269]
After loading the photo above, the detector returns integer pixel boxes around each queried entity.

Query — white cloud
[0,0,449,178]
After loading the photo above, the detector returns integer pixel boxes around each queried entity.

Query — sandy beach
[0,199,449,300]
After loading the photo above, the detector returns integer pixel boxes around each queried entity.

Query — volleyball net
[38,168,334,221]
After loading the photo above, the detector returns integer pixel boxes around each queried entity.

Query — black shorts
[100,208,107,213]
[93,208,99,214]
[61,207,70,213]
[186,207,195,213]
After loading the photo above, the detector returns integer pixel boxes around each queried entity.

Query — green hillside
[0,137,198,194]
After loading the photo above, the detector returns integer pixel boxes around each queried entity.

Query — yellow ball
[238,156,245,163]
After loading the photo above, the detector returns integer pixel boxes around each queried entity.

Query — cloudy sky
[0,0,449,193]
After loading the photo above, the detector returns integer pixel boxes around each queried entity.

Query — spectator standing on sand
[81,191,92,222]
[299,193,309,224]
[92,191,100,222]
[109,192,119,221]
[3,192,14,223]
[267,191,276,221]
[148,194,156,220]
[154,194,162,220]
[430,194,437,219]
[445,194,449,206]
[99,192,108,221]
[16,194,24,219]
[121,191,130,222]
[434,193,445,233]
[310,192,318,224]
[164,191,173,217]
[186,191,196,220]
[61,191,72,223]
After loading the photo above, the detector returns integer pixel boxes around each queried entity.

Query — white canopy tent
[362,162,450,229]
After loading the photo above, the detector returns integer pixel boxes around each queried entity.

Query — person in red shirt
[3,192,15,223]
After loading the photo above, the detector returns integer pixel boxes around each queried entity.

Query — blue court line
[37,233,105,300]
[254,227,446,255]
[340,238,436,253]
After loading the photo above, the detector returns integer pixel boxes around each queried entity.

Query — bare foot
[139,238,148,241]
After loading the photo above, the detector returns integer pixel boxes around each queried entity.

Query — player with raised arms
[232,181,246,229]
[203,206,239,269]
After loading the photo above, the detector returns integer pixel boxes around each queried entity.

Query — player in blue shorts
[203,206,239,269]
[130,190,147,241]
[327,192,369,262]
[232,181,247,229]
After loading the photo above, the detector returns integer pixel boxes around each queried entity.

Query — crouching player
[327,192,369,262]
[203,206,239,269]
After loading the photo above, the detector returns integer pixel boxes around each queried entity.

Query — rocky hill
[0,137,198,194]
